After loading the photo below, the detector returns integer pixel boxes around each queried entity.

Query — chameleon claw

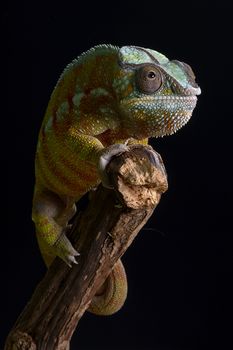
[69,245,79,256]
[68,255,79,265]
[54,231,80,267]
[62,254,79,267]
[66,261,72,268]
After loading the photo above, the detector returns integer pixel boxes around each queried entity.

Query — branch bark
[5,144,168,350]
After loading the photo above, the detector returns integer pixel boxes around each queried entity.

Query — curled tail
[88,259,127,315]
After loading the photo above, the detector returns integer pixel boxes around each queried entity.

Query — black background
[4,1,232,349]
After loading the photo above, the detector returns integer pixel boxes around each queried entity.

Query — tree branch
[5,145,168,350]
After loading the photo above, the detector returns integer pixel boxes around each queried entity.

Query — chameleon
[32,44,201,315]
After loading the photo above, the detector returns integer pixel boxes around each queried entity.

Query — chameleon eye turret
[136,64,163,94]
[117,46,201,138]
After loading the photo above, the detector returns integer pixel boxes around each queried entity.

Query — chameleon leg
[89,259,128,315]
[55,196,77,227]
[32,188,79,267]
[33,188,127,314]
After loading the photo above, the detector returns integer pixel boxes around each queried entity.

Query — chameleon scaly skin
[32,45,201,315]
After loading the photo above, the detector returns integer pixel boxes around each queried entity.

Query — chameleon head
[116,46,201,139]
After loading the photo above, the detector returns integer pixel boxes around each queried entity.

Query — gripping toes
[54,231,80,267]
[98,143,129,188]
[144,146,167,176]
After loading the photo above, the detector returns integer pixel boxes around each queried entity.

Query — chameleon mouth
[123,94,198,115]
[154,94,197,101]
[123,94,197,108]
[147,94,198,111]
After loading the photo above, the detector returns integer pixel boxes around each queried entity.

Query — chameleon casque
[32,45,201,315]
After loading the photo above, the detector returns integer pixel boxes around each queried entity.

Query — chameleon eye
[136,64,162,94]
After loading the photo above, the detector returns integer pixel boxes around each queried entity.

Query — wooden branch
[5,145,168,350]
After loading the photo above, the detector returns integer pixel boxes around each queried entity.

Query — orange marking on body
[39,139,85,196]
[36,154,59,193]
[59,154,98,185]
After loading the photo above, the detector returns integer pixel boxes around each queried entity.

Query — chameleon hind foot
[53,230,80,267]
[33,190,79,267]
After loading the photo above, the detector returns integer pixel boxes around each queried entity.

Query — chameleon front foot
[54,232,80,267]
[98,143,130,188]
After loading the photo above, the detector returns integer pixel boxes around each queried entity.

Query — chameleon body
[32,45,201,315]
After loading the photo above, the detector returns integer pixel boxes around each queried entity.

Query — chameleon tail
[88,259,128,315]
